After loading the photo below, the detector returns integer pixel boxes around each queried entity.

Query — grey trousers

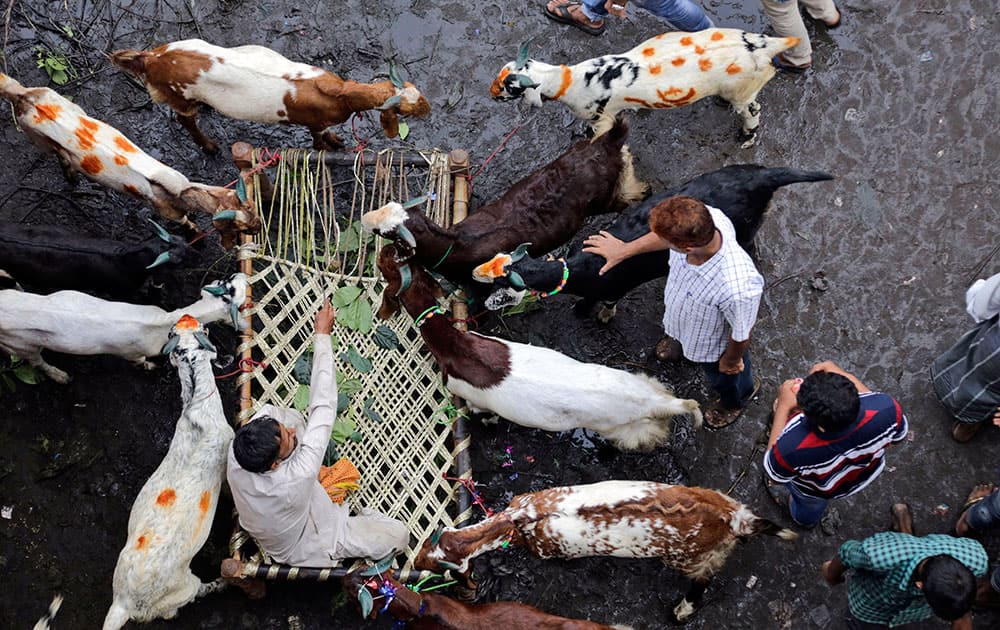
[759,0,838,65]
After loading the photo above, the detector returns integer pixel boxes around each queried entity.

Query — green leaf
[236,176,247,203]
[336,392,351,413]
[362,397,383,423]
[47,58,67,71]
[358,587,374,618]
[345,346,373,373]
[336,373,364,396]
[332,285,364,308]
[349,431,363,443]
[372,325,402,351]
[341,297,373,334]
[337,221,370,253]
[293,352,313,385]
[51,69,68,85]
[398,121,410,140]
[1,374,16,393]
[293,384,311,411]
[62,24,74,38]
[332,418,357,444]
[12,364,41,385]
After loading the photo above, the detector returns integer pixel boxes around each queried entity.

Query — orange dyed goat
[343,572,632,630]
[111,39,431,152]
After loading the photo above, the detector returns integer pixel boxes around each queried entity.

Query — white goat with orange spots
[103,315,233,630]
[491,29,799,147]
[0,73,258,249]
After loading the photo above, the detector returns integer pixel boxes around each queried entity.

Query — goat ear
[515,74,540,89]
[515,42,529,70]
[358,587,374,619]
[380,108,400,138]
[203,284,228,296]
[194,331,217,353]
[430,524,444,546]
[378,266,402,320]
[395,264,412,296]
[145,251,172,269]
[147,219,171,243]
[388,62,404,89]
[161,335,180,356]
[508,271,526,290]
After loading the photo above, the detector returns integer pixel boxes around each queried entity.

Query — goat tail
[613,144,651,205]
[761,34,801,56]
[109,49,149,76]
[685,398,704,429]
[759,167,835,189]
[731,505,799,540]
[102,602,131,630]
[32,594,63,630]
[0,72,27,100]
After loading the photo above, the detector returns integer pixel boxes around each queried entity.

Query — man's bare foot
[890,503,914,535]
[955,483,995,537]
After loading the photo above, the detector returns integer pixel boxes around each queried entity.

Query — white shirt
[661,206,764,363]
[226,334,345,567]
[966,271,1000,322]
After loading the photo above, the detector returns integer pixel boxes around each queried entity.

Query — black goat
[361,119,648,285]
[0,220,188,298]
[474,165,833,321]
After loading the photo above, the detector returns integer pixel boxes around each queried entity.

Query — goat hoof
[738,129,758,149]
[595,303,617,324]
[671,598,697,624]
[44,367,71,385]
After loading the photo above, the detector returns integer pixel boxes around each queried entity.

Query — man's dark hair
[233,416,281,473]
[797,372,860,432]
[920,554,977,621]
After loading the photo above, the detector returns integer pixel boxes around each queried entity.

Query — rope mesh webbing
[234,147,463,577]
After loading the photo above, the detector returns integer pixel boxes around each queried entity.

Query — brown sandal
[951,421,984,443]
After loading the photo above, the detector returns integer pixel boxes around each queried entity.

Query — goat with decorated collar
[475,164,834,320]
[378,245,700,450]
[103,315,233,629]
[362,119,647,286]
[491,31,799,147]
[0,273,246,383]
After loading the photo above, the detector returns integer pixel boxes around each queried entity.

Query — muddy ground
[1,0,998,628]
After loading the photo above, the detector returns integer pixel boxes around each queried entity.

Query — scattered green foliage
[341,345,373,373]
[35,46,74,85]
[332,285,373,333]
[0,355,43,396]
[501,293,542,317]
[397,121,410,140]
[372,324,402,351]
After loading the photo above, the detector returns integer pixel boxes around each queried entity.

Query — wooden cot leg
[220,557,267,599]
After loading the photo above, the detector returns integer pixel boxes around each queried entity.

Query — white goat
[490,29,799,147]
[0,273,247,384]
[103,315,233,629]
[0,73,259,248]
[378,247,702,450]
[33,594,63,630]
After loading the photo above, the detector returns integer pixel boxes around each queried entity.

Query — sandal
[954,483,995,536]
[704,402,746,429]
[951,420,984,443]
[772,53,811,74]
[544,1,606,36]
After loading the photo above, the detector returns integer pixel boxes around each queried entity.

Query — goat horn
[430,524,444,546]
[510,242,532,262]
[388,62,404,89]
[438,560,462,571]
[161,335,180,356]
[377,95,402,111]
[515,42,529,70]
[145,251,172,269]
[515,74,539,89]
[147,219,172,243]
[401,195,428,209]
[229,302,241,328]
[236,177,248,204]
[194,331,217,353]
[396,264,412,296]
[395,224,417,249]
[359,553,396,577]
[212,210,238,221]
[508,271,527,290]
[202,285,228,296]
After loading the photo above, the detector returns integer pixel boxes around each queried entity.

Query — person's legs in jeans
[759,0,812,66]
[786,482,829,527]
[580,0,610,22]
[964,489,1000,532]
[701,350,755,409]
[634,0,714,32]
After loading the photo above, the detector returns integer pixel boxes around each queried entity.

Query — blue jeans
[787,483,829,527]
[581,0,714,32]
[699,350,754,409]
[965,489,1000,533]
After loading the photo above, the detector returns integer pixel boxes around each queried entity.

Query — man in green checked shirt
[821,504,988,628]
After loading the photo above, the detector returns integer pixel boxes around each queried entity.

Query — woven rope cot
[223,144,473,585]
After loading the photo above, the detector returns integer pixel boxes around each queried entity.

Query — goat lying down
[0,273,246,383]
[344,571,633,630]
[112,39,431,152]
[103,316,233,629]
[414,481,797,623]
[0,73,259,249]
[0,219,187,298]
[362,119,647,285]
[491,31,798,147]
[377,246,699,450]
[474,165,834,319]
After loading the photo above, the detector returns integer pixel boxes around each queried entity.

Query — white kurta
[227,334,408,567]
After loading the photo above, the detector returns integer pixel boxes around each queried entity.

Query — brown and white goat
[491,31,799,147]
[0,73,259,249]
[103,315,233,629]
[377,246,699,450]
[362,119,647,285]
[414,481,797,623]
[343,572,632,630]
[111,39,431,152]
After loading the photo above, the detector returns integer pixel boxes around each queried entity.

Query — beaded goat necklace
[529,257,569,298]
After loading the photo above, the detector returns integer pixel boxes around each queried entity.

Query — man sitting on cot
[227,299,409,567]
